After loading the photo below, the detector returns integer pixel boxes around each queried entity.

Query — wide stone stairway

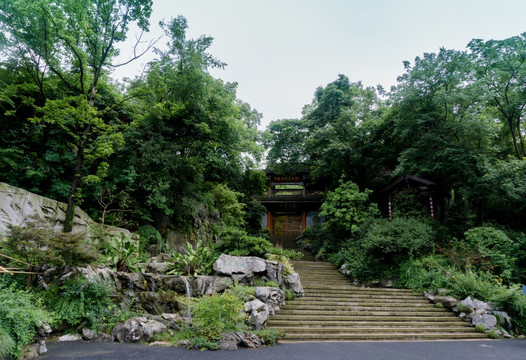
[267,260,487,341]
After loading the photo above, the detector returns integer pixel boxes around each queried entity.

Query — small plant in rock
[487,329,501,339]
[265,254,295,275]
[101,232,141,272]
[455,303,472,313]
[475,324,487,333]
[167,240,216,276]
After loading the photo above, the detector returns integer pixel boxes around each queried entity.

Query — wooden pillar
[388,193,392,220]
[302,211,306,232]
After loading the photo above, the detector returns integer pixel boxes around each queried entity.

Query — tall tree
[0,0,153,231]
[469,34,526,159]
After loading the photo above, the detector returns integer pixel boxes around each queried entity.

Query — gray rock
[255,287,285,315]
[461,296,493,312]
[234,332,265,348]
[213,254,267,281]
[21,340,47,360]
[283,272,305,297]
[36,321,52,337]
[146,261,169,274]
[264,261,284,286]
[111,317,168,343]
[58,334,82,342]
[218,333,238,350]
[0,182,132,239]
[81,328,96,341]
[433,296,459,309]
[471,314,497,330]
[491,310,512,330]
[244,299,269,330]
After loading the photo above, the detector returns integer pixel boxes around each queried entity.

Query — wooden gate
[271,215,303,236]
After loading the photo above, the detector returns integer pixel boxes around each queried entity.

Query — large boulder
[255,287,285,315]
[471,314,497,330]
[460,296,493,312]
[264,261,284,286]
[244,299,269,330]
[111,317,167,343]
[0,182,132,239]
[213,254,267,282]
[283,272,305,297]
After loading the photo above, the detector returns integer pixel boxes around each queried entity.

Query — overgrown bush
[464,226,515,280]
[214,226,302,259]
[2,222,99,268]
[360,217,435,265]
[0,285,52,359]
[398,255,451,291]
[43,276,120,331]
[491,284,526,334]
[189,292,247,342]
[331,217,434,281]
[265,254,294,275]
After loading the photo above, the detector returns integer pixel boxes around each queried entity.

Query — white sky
[113,0,526,129]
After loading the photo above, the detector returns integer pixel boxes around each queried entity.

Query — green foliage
[137,225,163,253]
[167,240,216,276]
[101,232,141,273]
[265,254,295,276]
[360,217,435,265]
[189,292,247,341]
[2,222,99,268]
[214,226,302,260]
[456,303,473,314]
[487,330,501,339]
[320,178,379,238]
[252,329,285,345]
[398,255,451,291]
[210,184,246,228]
[44,276,116,331]
[491,284,526,334]
[447,270,498,300]
[283,288,297,301]
[475,324,486,333]
[463,226,515,280]
[0,327,15,359]
[0,285,52,359]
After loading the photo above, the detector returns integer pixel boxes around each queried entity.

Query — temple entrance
[271,214,303,236]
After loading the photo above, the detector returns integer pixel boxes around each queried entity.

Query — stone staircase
[268,260,487,341]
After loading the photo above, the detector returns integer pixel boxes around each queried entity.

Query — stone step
[302,285,415,292]
[270,314,458,322]
[303,291,424,299]
[284,304,446,312]
[276,309,456,317]
[267,319,473,327]
[282,332,488,341]
[276,326,477,333]
[292,298,432,305]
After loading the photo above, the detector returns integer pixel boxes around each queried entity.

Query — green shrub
[283,288,296,301]
[0,285,53,359]
[44,276,116,331]
[190,292,247,341]
[491,284,526,334]
[475,324,486,333]
[456,303,472,313]
[334,244,383,281]
[487,329,500,339]
[214,226,302,260]
[398,255,451,291]
[167,240,216,276]
[0,327,15,359]
[464,226,515,280]
[360,217,435,265]
[2,222,99,268]
[447,270,498,300]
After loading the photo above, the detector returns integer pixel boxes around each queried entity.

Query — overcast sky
[113,0,526,129]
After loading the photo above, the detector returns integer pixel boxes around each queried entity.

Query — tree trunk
[63,125,90,232]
